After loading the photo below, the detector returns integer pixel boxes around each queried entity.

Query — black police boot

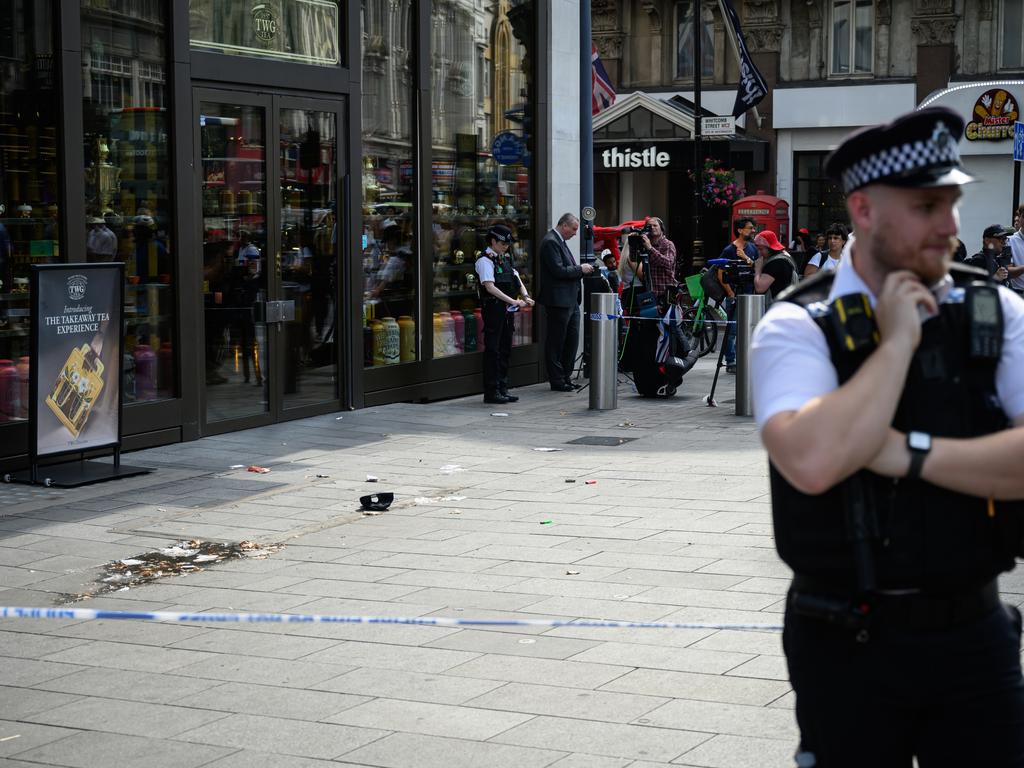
[499,387,519,402]
[484,392,510,404]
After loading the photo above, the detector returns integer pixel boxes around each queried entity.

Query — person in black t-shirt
[753,230,798,299]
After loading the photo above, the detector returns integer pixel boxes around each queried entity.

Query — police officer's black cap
[825,107,976,195]
[983,224,1014,239]
[487,224,515,244]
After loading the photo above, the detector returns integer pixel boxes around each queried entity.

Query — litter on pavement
[64,540,283,603]
[360,492,394,513]
[247,465,271,474]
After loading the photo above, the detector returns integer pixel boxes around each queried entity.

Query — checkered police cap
[825,107,975,195]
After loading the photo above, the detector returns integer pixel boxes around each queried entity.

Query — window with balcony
[831,0,873,76]
[1003,0,1023,69]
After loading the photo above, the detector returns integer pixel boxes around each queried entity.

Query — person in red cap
[752,230,799,300]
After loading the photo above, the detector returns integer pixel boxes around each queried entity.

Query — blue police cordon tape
[0,606,782,631]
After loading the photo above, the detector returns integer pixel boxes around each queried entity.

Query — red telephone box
[731,194,790,245]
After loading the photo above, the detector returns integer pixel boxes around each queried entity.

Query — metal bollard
[589,292,618,411]
[735,293,766,417]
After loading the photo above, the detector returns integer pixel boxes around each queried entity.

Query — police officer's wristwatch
[905,431,932,480]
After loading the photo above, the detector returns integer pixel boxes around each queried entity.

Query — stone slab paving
[1,363,1018,766]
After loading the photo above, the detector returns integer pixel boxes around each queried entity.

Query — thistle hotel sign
[601,146,671,169]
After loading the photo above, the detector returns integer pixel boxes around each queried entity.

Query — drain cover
[566,436,638,446]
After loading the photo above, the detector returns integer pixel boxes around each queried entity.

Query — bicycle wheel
[682,306,718,357]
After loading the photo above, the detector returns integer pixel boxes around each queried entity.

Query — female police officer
[475,224,533,404]
[752,107,1024,766]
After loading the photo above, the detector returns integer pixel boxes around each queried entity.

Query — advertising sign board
[31,264,123,458]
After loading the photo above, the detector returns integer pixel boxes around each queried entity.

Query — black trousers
[482,300,513,395]
[784,592,1024,767]
[543,304,580,386]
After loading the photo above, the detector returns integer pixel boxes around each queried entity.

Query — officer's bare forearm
[1008,264,1024,279]
[762,339,916,495]
[484,282,516,305]
[922,423,1024,499]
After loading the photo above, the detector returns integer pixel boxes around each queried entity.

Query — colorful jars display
[133,344,157,401]
[462,310,477,353]
[371,319,385,366]
[381,317,401,365]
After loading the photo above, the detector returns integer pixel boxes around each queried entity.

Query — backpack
[762,251,800,304]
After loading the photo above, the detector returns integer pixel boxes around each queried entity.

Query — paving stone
[10,730,233,768]
[203,751,346,768]
[446,654,631,689]
[303,640,480,673]
[175,713,388,760]
[167,627,340,659]
[0,658,88,687]
[336,732,566,768]
[688,629,784,656]
[635,698,798,740]
[185,681,370,720]
[0,686,82,719]
[325,697,533,740]
[173,655,353,688]
[569,642,754,675]
[0,629,91,659]
[724,655,790,681]
[0,720,80,759]
[670,733,795,768]
[490,715,710,762]
[424,629,599,659]
[547,755,631,768]
[600,668,790,706]
[50,619,208,647]
[34,666,224,704]
[41,640,216,673]
[465,681,668,723]
[23,696,227,738]
[312,667,504,705]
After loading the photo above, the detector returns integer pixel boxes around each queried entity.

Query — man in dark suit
[538,213,594,390]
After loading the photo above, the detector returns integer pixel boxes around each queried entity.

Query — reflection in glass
[81,0,175,404]
[200,103,269,422]
[0,3,59,424]
[279,107,338,408]
[675,1,715,79]
[189,0,341,67]
[361,0,417,366]
[429,0,535,358]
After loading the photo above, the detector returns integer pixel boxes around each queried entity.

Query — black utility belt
[790,574,1001,632]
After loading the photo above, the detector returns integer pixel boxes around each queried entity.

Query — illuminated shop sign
[965,88,1019,142]
[601,146,671,169]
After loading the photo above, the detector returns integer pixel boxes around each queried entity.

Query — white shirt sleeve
[751,302,838,428]
[475,256,495,284]
[997,286,1024,420]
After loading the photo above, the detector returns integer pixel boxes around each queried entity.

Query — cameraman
[965,224,1013,285]
[719,217,758,373]
[639,217,676,301]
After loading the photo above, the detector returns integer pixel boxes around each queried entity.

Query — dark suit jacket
[537,228,583,308]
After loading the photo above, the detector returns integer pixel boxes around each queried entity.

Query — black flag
[720,0,768,118]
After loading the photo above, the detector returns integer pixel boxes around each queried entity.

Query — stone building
[592,0,1024,244]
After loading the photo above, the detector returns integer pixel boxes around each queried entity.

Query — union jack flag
[592,44,616,116]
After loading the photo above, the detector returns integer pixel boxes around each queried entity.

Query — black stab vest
[770,264,1024,592]
[478,251,517,302]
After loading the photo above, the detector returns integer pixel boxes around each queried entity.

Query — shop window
[675,1,715,80]
[427,0,535,359]
[1003,0,1023,69]
[82,0,175,403]
[361,0,417,366]
[0,3,60,426]
[189,0,341,67]
[830,0,873,76]
[792,151,848,241]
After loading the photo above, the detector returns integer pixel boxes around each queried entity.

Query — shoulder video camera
[626,222,655,258]
[707,258,756,295]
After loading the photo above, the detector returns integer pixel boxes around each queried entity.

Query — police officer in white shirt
[751,107,1024,767]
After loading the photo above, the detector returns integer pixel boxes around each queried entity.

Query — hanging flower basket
[689,157,746,208]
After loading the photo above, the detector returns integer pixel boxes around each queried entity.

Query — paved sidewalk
[0,362,1004,767]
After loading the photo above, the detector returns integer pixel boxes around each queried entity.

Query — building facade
[0,1,583,470]
[594,0,1024,250]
